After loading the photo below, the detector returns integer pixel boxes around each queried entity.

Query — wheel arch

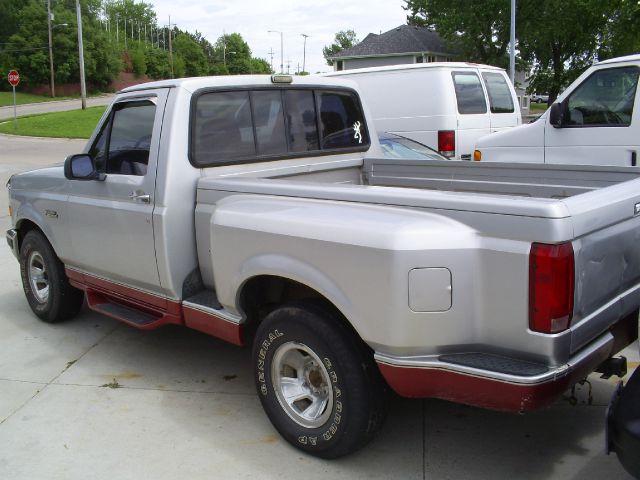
[15,218,50,254]
[238,275,365,348]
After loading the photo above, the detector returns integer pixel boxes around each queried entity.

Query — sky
[148,0,410,74]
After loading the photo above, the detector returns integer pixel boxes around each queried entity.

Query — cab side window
[566,67,639,127]
[89,99,157,176]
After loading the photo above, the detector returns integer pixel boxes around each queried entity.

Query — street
[0,133,637,479]
[0,95,114,121]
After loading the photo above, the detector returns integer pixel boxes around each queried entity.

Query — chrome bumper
[375,333,613,386]
[6,229,19,260]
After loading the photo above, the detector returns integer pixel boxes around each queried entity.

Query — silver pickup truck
[6,75,640,458]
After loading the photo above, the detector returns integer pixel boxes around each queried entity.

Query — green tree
[599,0,640,59]
[517,0,612,103]
[250,57,272,74]
[144,48,172,79]
[322,30,358,66]
[173,33,208,76]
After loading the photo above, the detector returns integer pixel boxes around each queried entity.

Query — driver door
[66,89,169,294]
[544,66,640,166]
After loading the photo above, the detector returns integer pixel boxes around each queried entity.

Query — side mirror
[549,102,565,128]
[64,154,105,181]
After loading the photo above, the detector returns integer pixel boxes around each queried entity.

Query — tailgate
[564,177,640,353]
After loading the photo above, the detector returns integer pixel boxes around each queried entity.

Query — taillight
[438,130,455,158]
[529,242,574,334]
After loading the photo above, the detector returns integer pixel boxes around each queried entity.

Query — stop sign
[8,70,20,87]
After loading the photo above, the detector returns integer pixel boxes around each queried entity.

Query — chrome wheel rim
[271,341,333,428]
[28,251,49,304]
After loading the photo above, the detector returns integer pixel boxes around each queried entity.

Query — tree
[173,33,208,76]
[322,30,358,66]
[517,0,612,103]
[406,0,511,68]
[599,0,640,59]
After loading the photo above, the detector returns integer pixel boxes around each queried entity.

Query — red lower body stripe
[66,268,244,345]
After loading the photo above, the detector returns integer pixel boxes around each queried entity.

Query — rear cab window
[451,72,487,114]
[481,72,515,113]
[190,87,369,167]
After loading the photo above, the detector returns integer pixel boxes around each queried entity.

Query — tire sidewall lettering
[255,324,346,448]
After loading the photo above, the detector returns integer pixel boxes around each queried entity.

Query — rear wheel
[252,302,387,458]
[19,230,84,323]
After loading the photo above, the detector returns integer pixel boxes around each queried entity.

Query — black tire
[19,230,84,323]
[252,302,388,458]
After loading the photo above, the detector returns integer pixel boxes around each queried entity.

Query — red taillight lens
[529,242,574,334]
[438,130,455,158]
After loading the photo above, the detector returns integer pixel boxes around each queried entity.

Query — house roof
[332,25,453,59]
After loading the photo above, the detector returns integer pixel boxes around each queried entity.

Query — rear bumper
[607,366,640,478]
[6,229,19,260]
[376,332,618,413]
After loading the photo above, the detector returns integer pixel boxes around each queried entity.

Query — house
[330,25,456,71]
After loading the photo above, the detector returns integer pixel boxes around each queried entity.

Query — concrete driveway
[0,135,637,479]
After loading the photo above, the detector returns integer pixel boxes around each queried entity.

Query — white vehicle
[325,62,521,160]
[474,54,640,166]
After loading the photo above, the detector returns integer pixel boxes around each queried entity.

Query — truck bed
[196,158,640,363]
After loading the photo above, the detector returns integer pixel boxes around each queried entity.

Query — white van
[474,54,640,166]
[325,63,521,160]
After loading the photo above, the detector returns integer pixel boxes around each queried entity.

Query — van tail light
[529,242,574,334]
[438,130,455,158]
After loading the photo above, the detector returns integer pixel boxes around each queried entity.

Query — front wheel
[252,302,387,458]
[19,230,84,323]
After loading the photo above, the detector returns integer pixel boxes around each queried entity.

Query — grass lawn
[0,106,106,138]
[0,91,77,107]
[530,102,549,112]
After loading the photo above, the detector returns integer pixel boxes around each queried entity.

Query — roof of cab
[596,54,640,66]
[324,62,505,77]
[119,74,358,94]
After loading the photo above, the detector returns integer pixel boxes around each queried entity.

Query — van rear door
[480,70,520,133]
[451,70,491,160]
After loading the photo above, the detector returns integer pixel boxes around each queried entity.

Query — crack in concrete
[0,321,122,426]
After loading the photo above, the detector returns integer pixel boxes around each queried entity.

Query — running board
[86,290,179,330]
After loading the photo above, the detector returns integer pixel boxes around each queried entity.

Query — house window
[416,55,424,63]
[425,55,436,63]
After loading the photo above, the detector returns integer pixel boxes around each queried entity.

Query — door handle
[129,191,150,203]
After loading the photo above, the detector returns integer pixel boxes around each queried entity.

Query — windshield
[379,135,446,160]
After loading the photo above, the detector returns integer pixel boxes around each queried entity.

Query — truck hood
[8,165,66,191]
[476,116,546,148]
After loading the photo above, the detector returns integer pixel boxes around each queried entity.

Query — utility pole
[47,0,55,97]
[509,0,516,85]
[75,0,87,110]
[168,16,174,77]
[301,33,309,74]
[116,14,119,43]
[268,30,283,73]
[124,17,127,49]
[268,48,275,73]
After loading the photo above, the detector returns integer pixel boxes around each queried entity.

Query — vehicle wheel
[19,230,84,323]
[252,302,388,458]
